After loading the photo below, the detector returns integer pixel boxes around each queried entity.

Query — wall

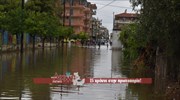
[111,30,122,50]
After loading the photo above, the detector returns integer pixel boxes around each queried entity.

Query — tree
[54,26,64,46]
[0,0,27,52]
[0,10,6,31]
[5,7,27,46]
[0,0,23,44]
[78,32,89,40]
[25,0,63,49]
[0,0,68,52]
[78,32,89,46]
[63,27,74,39]
[120,23,146,60]
[25,0,54,13]
[127,2,180,95]
[25,11,43,50]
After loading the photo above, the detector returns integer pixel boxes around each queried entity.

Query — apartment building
[111,10,138,50]
[63,0,97,34]
[113,10,138,31]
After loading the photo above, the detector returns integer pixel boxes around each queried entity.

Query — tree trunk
[50,37,52,49]
[154,47,167,94]
[57,37,60,47]
[42,37,45,50]
[61,38,64,47]
[20,33,24,53]
[32,35,35,51]
[16,34,19,50]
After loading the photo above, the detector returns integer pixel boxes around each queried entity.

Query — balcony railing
[64,13,85,18]
[64,22,84,27]
[84,8,91,13]
[65,4,84,9]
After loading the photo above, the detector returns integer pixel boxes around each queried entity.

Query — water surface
[0,46,156,100]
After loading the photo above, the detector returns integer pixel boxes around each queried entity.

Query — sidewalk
[0,43,58,53]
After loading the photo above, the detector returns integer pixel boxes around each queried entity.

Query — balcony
[115,19,136,24]
[84,8,91,13]
[73,14,85,17]
[64,22,84,27]
[84,26,89,29]
[65,4,85,9]
[84,18,90,21]
[64,12,85,18]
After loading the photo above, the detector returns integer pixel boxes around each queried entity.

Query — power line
[96,3,132,9]
[97,0,116,10]
[88,0,129,1]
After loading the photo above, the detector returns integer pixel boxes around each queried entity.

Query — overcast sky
[87,0,134,33]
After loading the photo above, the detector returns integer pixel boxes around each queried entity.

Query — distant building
[111,10,138,50]
[113,10,138,31]
[63,0,97,34]
[91,17,102,41]
[99,26,109,40]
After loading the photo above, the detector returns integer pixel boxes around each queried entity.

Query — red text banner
[33,78,152,84]
[85,78,152,84]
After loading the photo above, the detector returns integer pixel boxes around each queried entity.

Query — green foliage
[54,26,64,38]
[0,0,67,38]
[5,7,27,35]
[61,27,74,39]
[0,0,76,49]
[0,0,22,31]
[0,11,6,30]
[0,0,20,12]
[78,32,89,40]
[130,0,180,57]
[25,11,46,36]
[120,23,147,60]
[70,34,79,40]
[127,0,180,82]
[25,0,54,14]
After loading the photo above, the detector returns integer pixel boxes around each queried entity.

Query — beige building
[113,10,138,31]
[63,0,97,34]
[111,10,138,50]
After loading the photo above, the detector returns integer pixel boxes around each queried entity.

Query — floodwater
[0,45,156,100]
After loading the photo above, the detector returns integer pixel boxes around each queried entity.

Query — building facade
[112,10,138,50]
[63,0,97,34]
[99,26,109,41]
[91,17,101,40]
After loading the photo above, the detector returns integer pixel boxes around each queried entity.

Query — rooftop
[115,10,138,19]
[90,4,97,9]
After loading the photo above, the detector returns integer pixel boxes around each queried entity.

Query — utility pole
[63,0,65,26]
[91,19,94,40]
[113,12,115,30]
[69,0,73,26]
[21,0,24,53]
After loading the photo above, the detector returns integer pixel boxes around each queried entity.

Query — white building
[111,31,122,50]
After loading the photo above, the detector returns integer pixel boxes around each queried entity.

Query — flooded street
[0,45,154,100]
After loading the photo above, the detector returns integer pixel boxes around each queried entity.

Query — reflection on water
[0,45,157,100]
